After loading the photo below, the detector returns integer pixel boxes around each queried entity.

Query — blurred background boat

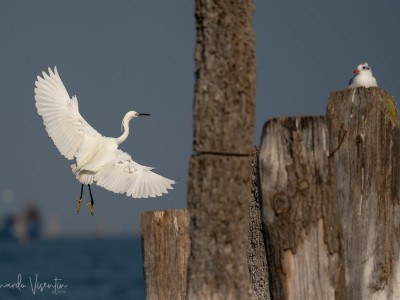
[0,204,41,242]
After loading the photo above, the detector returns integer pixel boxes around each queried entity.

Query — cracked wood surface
[258,116,343,300]
[254,88,400,299]
[327,87,400,299]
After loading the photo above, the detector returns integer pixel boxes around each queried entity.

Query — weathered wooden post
[247,145,271,300]
[249,87,400,299]
[141,210,190,300]
[258,116,343,299]
[187,0,257,298]
[327,87,400,299]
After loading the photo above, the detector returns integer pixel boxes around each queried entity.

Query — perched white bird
[34,67,175,215]
[348,62,378,88]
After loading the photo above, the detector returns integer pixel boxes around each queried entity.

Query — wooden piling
[247,145,271,300]
[249,87,400,299]
[327,87,400,299]
[258,116,342,299]
[141,210,190,300]
[192,0,257,155]
[187,0,257,299]
[187,154,254,299]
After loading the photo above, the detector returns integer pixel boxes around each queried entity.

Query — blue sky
[0,1,399,236]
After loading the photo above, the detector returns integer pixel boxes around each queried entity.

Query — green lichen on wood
[384,95,398,125]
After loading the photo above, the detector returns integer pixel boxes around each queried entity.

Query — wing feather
[34,67,101,160]
[94,149,175,198]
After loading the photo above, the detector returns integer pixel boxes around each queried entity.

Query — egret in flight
[34,67,175,215]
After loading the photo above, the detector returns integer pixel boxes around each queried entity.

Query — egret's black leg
[85,184,95,216]
[76,184,84,214]
[80,184,84,199]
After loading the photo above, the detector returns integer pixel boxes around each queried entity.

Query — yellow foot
[85,202,94,216]
[76,199,82,214]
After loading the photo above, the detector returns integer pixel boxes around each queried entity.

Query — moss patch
[385,95,399,125]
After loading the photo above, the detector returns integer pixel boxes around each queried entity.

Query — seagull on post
[348,62,378,88]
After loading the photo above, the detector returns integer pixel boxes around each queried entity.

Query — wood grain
[259,116,342,299]
[327,87,400,299]
[141,210,190,300]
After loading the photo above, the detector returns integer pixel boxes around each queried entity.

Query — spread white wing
[93,149,175,198]
[34,67,101,160]
[35,67,175,198]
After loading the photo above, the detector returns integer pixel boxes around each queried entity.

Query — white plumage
[348,62,378,88]
[34,67,175,203]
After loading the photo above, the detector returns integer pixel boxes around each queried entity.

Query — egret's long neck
[116,115,132,146]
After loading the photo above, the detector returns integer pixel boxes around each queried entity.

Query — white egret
[34,67,175,215]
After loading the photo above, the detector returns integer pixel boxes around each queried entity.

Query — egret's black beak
[138,113,151,116]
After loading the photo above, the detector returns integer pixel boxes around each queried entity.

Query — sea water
[0,237,144,300]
